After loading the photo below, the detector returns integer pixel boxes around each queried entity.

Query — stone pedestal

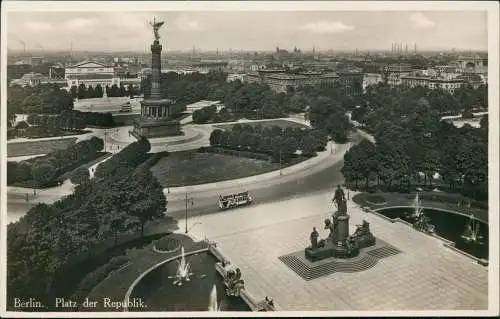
[335,215,350,243]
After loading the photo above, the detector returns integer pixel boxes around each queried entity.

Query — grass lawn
[7,137,78,157]
[150,150,307,187]
[213,119,308,131]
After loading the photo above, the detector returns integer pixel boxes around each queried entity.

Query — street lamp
[104,131,108,152]
[279,150,283,176]
[184,193,194,233]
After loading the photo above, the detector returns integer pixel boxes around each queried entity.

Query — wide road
[165,144,350,221]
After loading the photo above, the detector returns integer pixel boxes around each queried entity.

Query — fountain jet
[408,192,435,233]
[461,214,485,245]
[208,284,219,311]
[168,246,194,286]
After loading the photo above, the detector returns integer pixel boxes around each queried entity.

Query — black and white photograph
[1,1,498,317]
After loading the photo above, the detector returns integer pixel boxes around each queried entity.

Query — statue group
[305,185,376,261]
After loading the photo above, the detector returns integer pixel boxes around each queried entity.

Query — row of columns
[142,105,170,118]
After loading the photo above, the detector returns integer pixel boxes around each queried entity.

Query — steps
[279,254,380,281]
[279,244,403,281]
[366,245,402,259]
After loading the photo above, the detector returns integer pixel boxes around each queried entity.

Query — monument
[305,186,376,261]
[133,17,183,138]
[279,186,402,280]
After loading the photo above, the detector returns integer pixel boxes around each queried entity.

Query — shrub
[71,255,130,303]
[70,167,90,185]
[155,237,181,252]
[198,146,271,161]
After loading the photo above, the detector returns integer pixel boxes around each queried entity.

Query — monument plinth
[305,186,376,261]
[133,18,182,138]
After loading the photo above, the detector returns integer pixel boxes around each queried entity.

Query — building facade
[244,70,339,93]
[400,75,464,94]
[65,60,120,89]
[363,73,383,91]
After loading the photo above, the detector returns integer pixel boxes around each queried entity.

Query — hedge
[198,146,271,161]
[71,255,130,304]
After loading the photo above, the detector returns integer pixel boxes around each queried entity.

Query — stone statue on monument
[150,17,165,41]
[310,227,319,249]
[333,185,346,211]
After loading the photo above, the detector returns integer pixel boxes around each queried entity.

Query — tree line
[351,83,488,131]
[70,83,137,100]
[209,123,328,162]
[7,136,104,187]
[8,83,74,116]
[343,97,488,201]
[7,137,167,310]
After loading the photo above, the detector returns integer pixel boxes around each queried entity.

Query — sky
[6,10,488,52]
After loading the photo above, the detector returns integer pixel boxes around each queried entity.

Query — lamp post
[104,131,108,152]
[279,150,283,176]
[184,193,194,233]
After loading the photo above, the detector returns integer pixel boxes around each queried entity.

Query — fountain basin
[129,251,250,311]
[374,207,489,260]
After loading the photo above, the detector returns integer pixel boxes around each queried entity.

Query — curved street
[165,143,350,220]
[6,118,358,224]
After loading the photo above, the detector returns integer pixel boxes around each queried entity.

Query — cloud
[175,16,205,31]
[24,21,53,32]
[298,20,354,34]
[410,13,436,29]
[63,18,98,31]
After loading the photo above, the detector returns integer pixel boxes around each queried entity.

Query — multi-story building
[65,60,120,89]
[337,70,364,95]
[226,73,245,82]
[10,72,47,87]
[243,70,339,93]
[363,73,383,91]
[264,73,309,92]
[384,63,412,87]
[400,75,464,94]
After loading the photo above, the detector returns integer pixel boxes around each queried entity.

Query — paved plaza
[181,191,489,311]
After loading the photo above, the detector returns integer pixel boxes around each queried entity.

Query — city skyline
[7,11,488,52]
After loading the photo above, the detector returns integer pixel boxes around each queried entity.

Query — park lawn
[213,119,308,131]
[7,137,78,157]
[150,150,306,188]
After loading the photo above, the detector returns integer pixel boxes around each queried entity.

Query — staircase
[279,254,379,281]
[366,245,402,259]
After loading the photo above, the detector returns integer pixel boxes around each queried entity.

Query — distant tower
[414,43,417,54]
[405,44,408,55]
[312,45,316,55]
[276,46,280,53]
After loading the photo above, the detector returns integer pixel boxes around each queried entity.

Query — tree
[70,167,90,185]
[209,129,223,146]
[300,135,317,157]
[70,86,78,99]
[32,162,56,188]
[109,210,128,246]
[87,86,95,99]
[94,84,104,98]
[77,84,87,100]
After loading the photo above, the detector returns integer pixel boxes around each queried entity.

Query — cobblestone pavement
[180,192,489,311]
